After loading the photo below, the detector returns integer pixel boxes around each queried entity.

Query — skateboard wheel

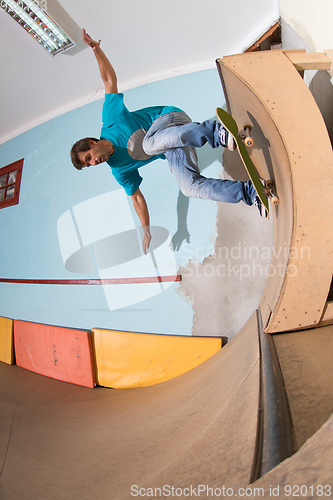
[271,196,279,205]
[243,124,253,147]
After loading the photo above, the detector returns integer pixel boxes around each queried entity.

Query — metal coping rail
[250,308,294,482]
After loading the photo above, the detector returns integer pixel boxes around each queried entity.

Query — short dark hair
[70,137,98,170]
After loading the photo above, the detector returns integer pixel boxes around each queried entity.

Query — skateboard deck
[216,107,270,214]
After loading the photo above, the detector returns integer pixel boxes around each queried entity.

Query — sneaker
[218,124,236,151]
[253,196,268,218]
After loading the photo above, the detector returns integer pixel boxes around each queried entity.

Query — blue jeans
[142,111,255,205]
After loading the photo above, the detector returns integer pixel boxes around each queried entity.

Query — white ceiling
[0,0,279,146]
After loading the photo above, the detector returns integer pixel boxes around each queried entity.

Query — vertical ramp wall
[216,51,333,333]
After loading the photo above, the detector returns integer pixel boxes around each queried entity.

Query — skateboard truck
[263,180,279,205]
[239,124,254,147]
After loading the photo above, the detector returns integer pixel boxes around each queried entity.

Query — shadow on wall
[309,70,333,145]
[172,115,250,251]
[173,114,273,338]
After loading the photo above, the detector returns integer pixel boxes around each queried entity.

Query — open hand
[142,231,152,255]
[82,28,100,48]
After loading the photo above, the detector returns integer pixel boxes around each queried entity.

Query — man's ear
[89,139,98,146]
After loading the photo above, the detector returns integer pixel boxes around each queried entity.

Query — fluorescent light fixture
[2,0,76,56]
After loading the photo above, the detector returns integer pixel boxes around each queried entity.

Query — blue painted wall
[0,69,225,335]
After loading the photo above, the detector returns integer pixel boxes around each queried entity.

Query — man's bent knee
[179,183,201,199]
[142,136,152,156]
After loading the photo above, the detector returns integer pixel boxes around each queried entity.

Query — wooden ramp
[1,313,332,499]
[0,313,260,499]
[216,50,333,333]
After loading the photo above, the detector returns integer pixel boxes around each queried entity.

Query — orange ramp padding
[91,329,222,389]
[0,316,14,365]
[14,321,95,388]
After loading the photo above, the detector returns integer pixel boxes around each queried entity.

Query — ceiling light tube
[1,0,76,56]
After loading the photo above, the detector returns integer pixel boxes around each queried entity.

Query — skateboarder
[71,30,267,254]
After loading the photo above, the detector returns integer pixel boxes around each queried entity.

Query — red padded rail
[14,321,95,388]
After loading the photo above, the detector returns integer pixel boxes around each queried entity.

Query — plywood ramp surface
[217,51,333,333]
[0,313,260,500]
[273,324,333,449]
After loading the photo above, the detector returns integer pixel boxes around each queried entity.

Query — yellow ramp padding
[91,329,222,389]
[0,317,14,365]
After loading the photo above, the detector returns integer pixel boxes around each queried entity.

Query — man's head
[71,137,113,170]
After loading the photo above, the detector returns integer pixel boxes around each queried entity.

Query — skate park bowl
[1,50,333,498]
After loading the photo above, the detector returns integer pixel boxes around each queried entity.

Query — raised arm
[131,188,152,255]
[82,28,118,94]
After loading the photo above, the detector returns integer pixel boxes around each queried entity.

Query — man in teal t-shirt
[100,93,181,196]
[71,30,266,254]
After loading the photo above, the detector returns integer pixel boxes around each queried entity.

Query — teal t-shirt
[100,93,182,195]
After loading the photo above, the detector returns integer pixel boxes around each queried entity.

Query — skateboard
[216,107,279,215]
